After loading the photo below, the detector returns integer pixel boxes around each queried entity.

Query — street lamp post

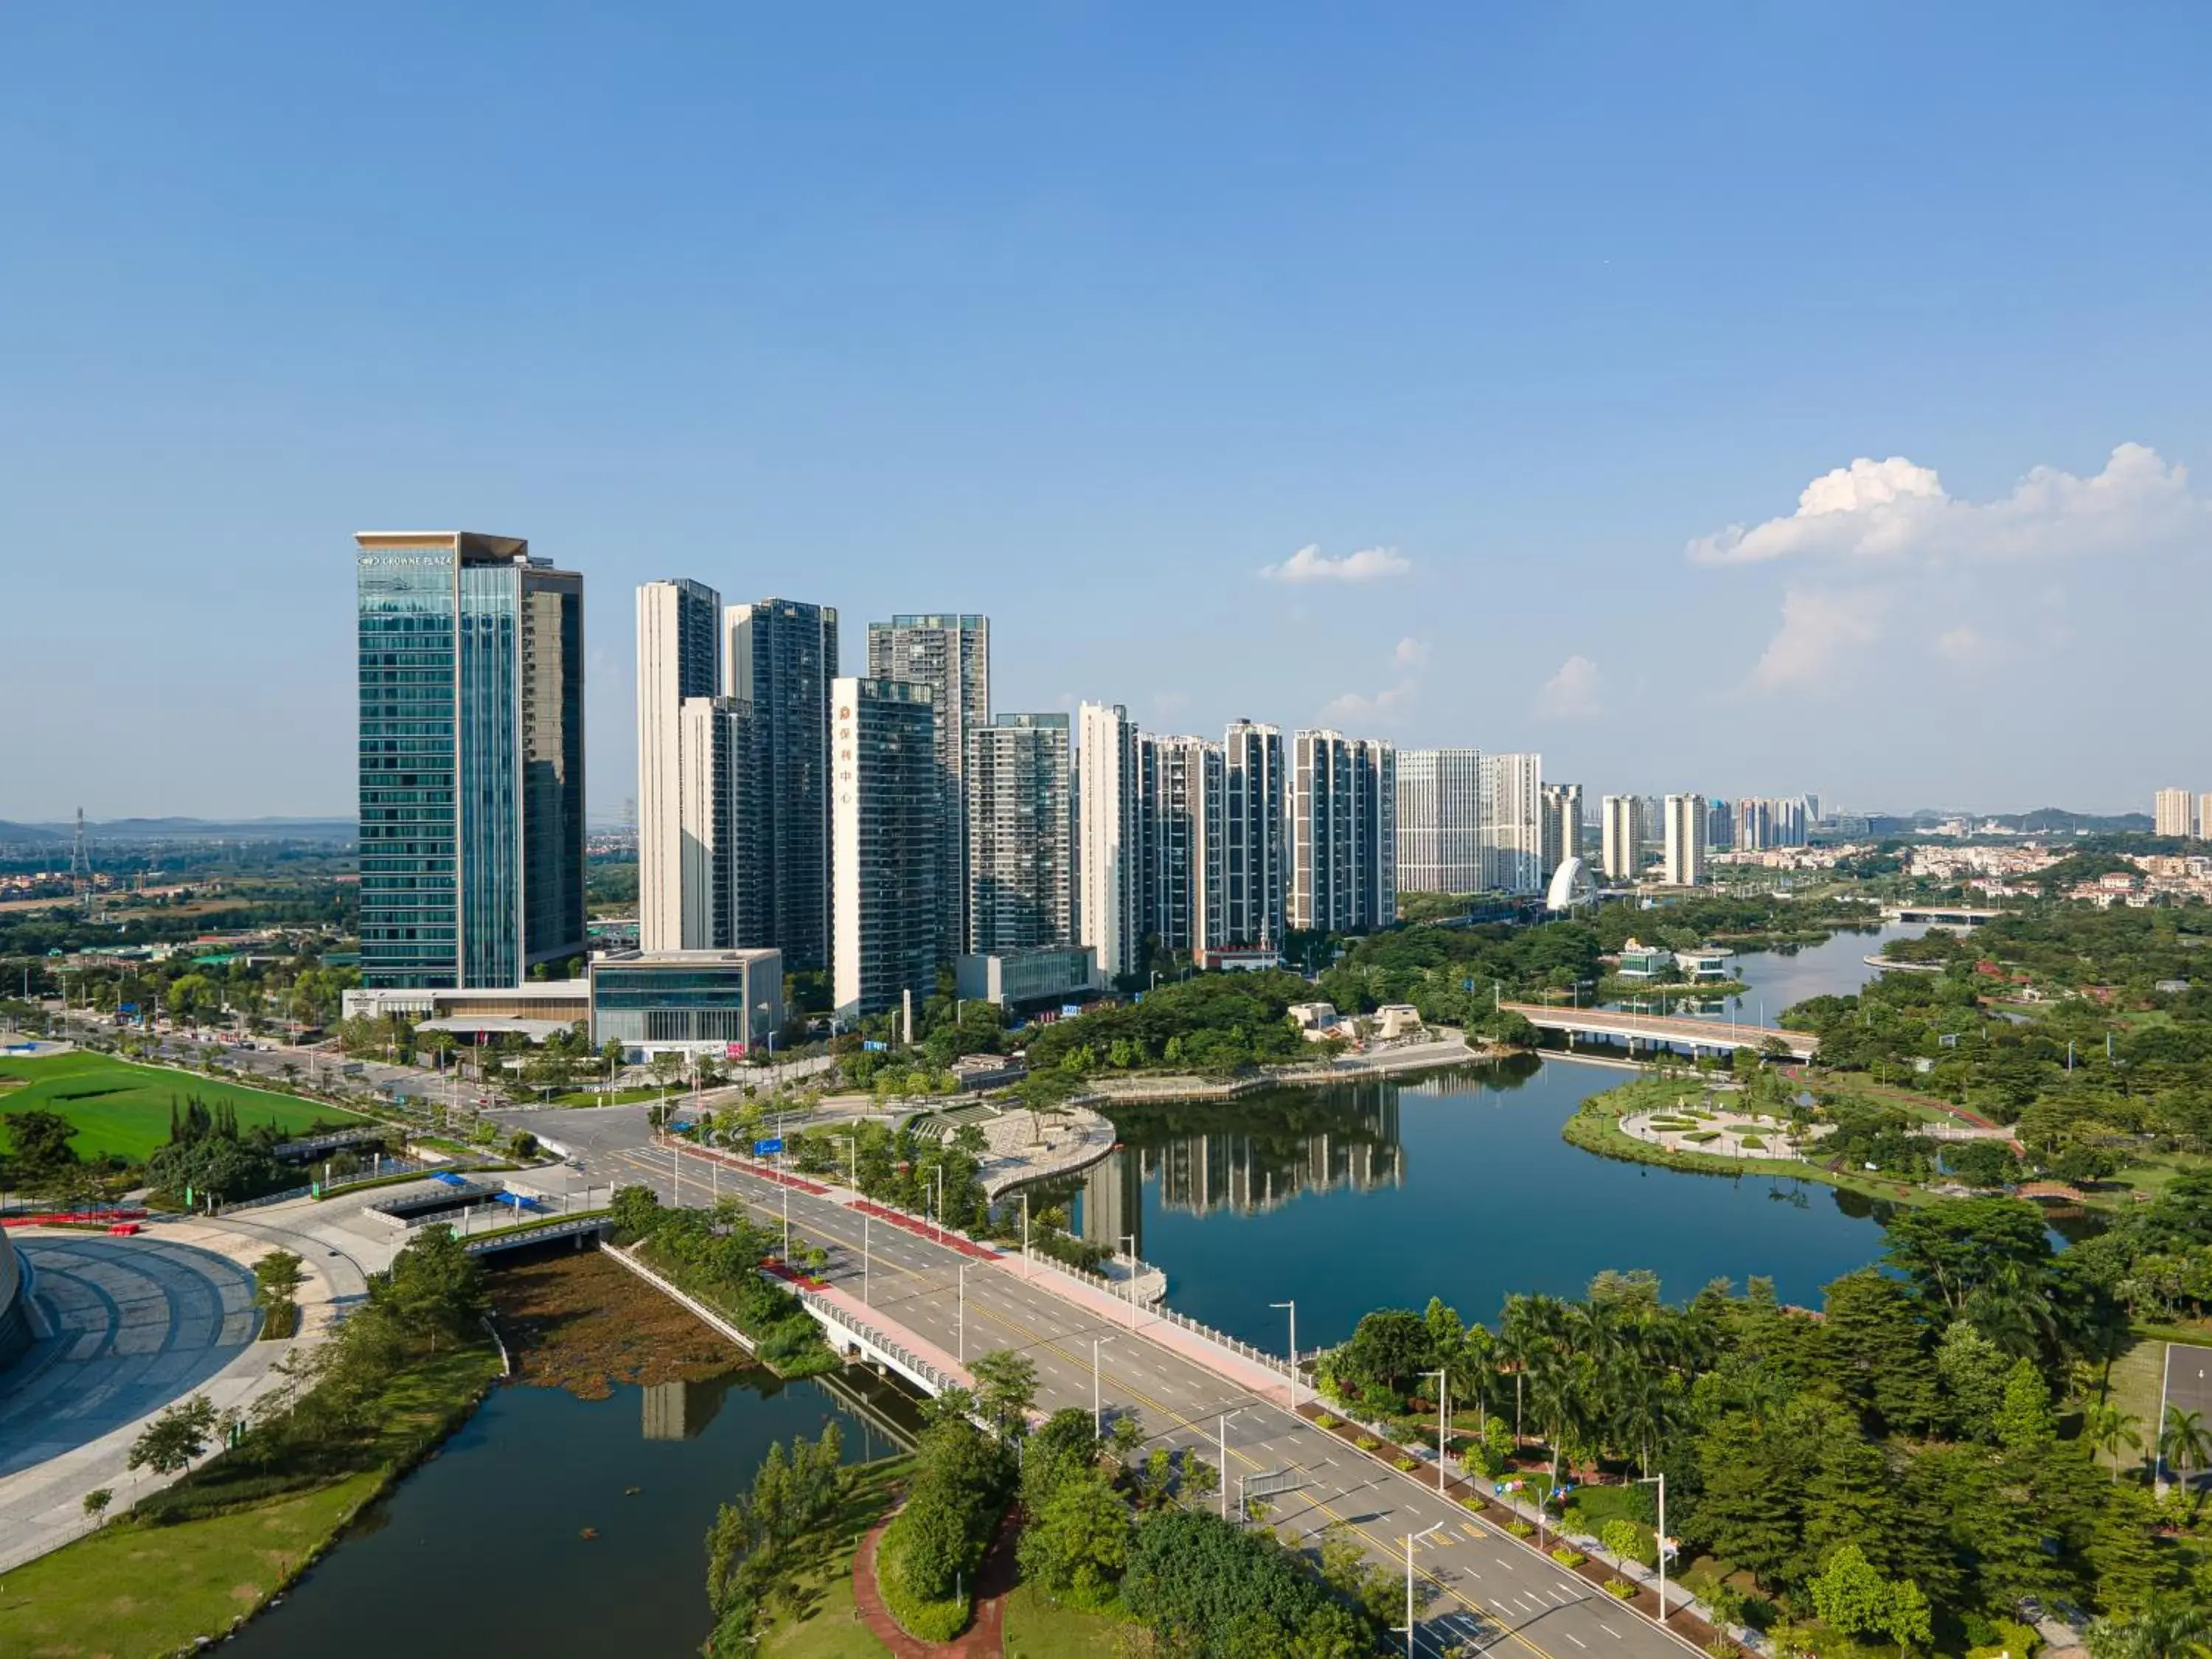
[1422,1366,1448,1495]
[1271,1300,1299,1408]
[1093,1337,1110,1436]
[958,1262,966,1363]
[1121,1234,1138,1330]
[1392,1523,1445,1659]
[833,1133,856,1190]
[862,1212,871,1305]
[1636,1472,1670,1625]
[1020,1192,1030,1280]
[1217,1408,1243,1520]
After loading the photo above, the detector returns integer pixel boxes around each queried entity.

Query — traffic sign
[754,1137,785,1155]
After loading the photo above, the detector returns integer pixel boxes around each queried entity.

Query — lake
[1067,923,1922,1349]
[222,1364,919,1659]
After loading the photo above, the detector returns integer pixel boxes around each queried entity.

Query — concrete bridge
[1501,1001,1819,1060]
[1882,903,2002,927]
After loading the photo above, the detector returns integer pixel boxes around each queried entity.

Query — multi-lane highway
[515,1103,1694,1659]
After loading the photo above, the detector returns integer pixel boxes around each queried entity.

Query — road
[513,1104,1692,1659]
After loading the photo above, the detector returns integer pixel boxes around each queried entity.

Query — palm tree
[2084,1597,2211,1659]
[2086,1401,2144,1483]
[2157,1405,2210,1493]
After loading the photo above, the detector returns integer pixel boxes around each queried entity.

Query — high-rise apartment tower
[868,615,990,959]
[830,678,939,1017]
[727,598,838,972]
[1397,749,1484,894]
[967,713,1072,953]
[636,579,722,953]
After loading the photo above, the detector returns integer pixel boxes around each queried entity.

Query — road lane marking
[650,1147,1577,1659]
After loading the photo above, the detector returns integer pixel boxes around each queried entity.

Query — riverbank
[0,1340,502,1659]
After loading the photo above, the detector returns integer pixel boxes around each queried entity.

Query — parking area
[2162,1343,2212,1486]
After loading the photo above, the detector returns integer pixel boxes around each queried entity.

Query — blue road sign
[754,1137,785,1155]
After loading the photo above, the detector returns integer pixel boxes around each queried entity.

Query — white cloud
[1933,624,2004,675]
[1261,543,1413,583]
[1688,442,2199,568]
[1392,636,1430,668]
[1533,654,1606,720]
[1318,682,1416,728]
[1749,588,1888,689]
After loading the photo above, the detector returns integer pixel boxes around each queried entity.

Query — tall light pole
[1393,1522,1444,1658]
[1636,1472,1670,1625]
[957,1262,967,1362]
[1217,1408,1243,1520]
[1020,1192,1031,1280]
[833,1133,856,1190]
[1271,1300,1299,1408]
[1121,1234,1138,1330]
[862,1212,871,1305]
[1422,1366,1448,1495]
[1093,1337,1110,1436]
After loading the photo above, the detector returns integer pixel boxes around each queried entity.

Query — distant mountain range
[0,816,356,846]
[1865,807,2154,833]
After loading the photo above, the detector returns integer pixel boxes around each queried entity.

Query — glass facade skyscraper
[355,532,585,989]
[727,597,839,973]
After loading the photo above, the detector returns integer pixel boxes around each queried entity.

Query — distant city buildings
[868,615,990,958]
[1599,793,1643,882]
[1540,782,1584,880]
[354,531,584,990]
[1480,753,1545,894]
[2154,787,2202,839]
[1396,749,1483,894]
[1663,792,1708,887]
[831,677,940,1018]
[1733,796,1810,852]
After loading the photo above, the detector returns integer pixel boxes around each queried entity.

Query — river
[1065,923,1924,1349]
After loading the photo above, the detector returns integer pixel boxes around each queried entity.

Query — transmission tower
[70,807,89,904]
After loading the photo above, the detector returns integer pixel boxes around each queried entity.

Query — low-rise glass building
[588,948,784,1058]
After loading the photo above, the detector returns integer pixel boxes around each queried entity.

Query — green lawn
[758,1458,911,1659]
[0,1343,500,1658]
[2103,1336,2168,1481]
[1003,1585,1131,1657]
[0,1051,362,1163]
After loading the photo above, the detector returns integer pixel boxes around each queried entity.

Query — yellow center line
[630,1149,1559,1659]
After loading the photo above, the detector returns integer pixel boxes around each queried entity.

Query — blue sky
[4,3,2209,821]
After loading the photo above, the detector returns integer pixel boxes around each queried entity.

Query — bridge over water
[1500,1001,1819,1060]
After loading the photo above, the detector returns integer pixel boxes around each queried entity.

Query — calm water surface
[224,1366,918,1659]
[1071,924,1922,1349]
[230,926,1905,1654]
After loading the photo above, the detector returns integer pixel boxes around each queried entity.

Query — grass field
[1002,1585,1130,1657]
[0,1051,363,1163]
[0,1343,500,1658]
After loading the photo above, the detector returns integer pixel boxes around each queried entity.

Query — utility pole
[1272,1300,1299,1408]
[1638,1472,1670,1625]
[1217,1408,1243,1519]
[1093,1336,1110,1436]
[1121,1234,1138,1330]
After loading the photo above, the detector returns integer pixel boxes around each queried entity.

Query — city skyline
[8,7,2212,819]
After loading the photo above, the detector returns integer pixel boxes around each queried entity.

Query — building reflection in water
[1076,1082,1405,1251]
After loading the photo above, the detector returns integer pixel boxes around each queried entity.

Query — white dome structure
[1545,855,1597,913]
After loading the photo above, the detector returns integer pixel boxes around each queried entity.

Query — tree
[2157,1405,2209,1488]
[610,1182,665,1242]
[1992,1358,2056,1451]
[969,1348,1039,1441]
[2084,1599,2212,1659]
[2086,1402,2145,1483]
[254,1248,305,1307]
[1810,1543,1921,1651]
[371,1225,487,1351]
[1883,1197,2053,1314]
[1819,1269,1939,1436]
[81,1487,112,1522]
[1016,1466,1133,1605]
[4,1107,82,1196]
[128,1393,220,1475]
